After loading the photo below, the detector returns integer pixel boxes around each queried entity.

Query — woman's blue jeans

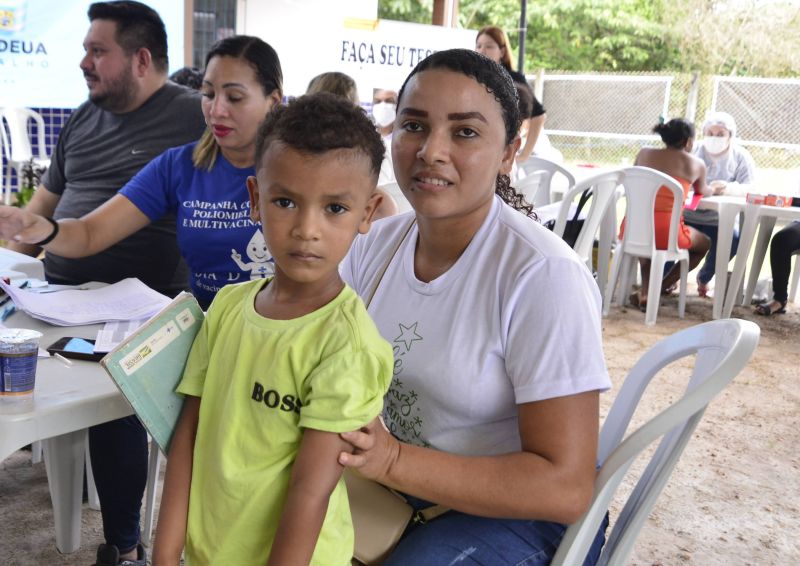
[88,415,148,554]
[684,221,740,285]
[383,496,609,566]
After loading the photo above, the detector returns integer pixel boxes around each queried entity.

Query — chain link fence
[532,71,800,190]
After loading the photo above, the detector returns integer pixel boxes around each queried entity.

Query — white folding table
[693,196,747,319]
[723,202,800,318]
[0,310,132,553]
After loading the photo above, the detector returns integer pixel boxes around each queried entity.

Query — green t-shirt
[177,279,393,565]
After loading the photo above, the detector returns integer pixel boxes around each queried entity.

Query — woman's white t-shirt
[341,196,610,456]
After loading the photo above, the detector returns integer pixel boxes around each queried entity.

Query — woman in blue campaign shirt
[0,35,283,309]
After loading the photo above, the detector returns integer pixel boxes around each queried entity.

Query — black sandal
[755,300,787,316]
[629,292,647,312]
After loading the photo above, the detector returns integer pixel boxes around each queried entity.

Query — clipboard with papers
[100,293,204,453]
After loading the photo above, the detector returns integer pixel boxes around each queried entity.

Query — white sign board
[240,0,476,101]
[0,0,185,108]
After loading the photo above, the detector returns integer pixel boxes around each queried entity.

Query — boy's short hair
[255,92,385,179]
[88,1,168,73]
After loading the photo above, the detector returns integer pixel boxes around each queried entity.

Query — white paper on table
[94,318,148,353]
[0,278,171,326]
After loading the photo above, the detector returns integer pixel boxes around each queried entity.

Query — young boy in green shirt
[153,93,394,565]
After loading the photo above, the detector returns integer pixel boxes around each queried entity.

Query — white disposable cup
[0,328,43,397]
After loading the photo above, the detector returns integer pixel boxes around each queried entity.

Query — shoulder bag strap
[363,215,451,524]
[364,217,416,308]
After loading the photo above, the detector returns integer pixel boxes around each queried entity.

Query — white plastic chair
[378,181,413,215]
[789,250,800,303]
[0,107,51,205]
[516,169,549,208]
[141,437,162,546]
[552,318,760,566]
[603,166,688,325]
[552,169,625,275]
[518,155,576,206]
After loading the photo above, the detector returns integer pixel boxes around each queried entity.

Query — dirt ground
[1,286,799,565]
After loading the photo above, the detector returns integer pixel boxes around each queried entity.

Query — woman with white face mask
[684,111,757,297]
[373,88,404,204]
[372,88,398,139]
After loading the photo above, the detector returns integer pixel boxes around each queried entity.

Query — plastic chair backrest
[552,169,624,266]
[516,169,548,207]
[551,319,760,566]
[519,156,576,205]
[377,180,413,215]
[0,107,47,163]
[619,166,684,258]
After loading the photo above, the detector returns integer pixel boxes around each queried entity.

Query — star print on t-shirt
[394,322,422,352]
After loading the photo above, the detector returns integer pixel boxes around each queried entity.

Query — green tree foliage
[523,0,681,71]
[664,0,800,76]
[378,0,432,22]
[378,0,800,76]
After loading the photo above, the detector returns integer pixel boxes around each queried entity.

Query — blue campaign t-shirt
[119,142,273,306]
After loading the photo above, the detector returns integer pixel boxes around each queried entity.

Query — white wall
[239,0,475,100]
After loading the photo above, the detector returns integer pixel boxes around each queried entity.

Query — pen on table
[0,305,15,322]
[53,352,73,367]
[18,280,29,290]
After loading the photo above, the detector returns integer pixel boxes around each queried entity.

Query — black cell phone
[46,337,105,362]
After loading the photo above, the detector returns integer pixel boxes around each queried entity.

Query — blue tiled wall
[1,107,73,197]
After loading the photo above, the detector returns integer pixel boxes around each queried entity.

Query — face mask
[372,102,396,128]
[704,136,729,155]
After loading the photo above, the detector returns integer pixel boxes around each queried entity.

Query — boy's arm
[267,428,353,566]
[153,396,201,566]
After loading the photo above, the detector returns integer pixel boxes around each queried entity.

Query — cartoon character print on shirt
[231,230,275,280]
[384,321,429,447]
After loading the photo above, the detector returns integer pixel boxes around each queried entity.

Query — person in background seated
[169,66,204,90]
[623,118,712,310]
[306,71,360,106]
[338,48,610,565]
[685,111,756,297]
[153,93,393,565]
[372,87,398,139]
[755,176,800,316]
[371,87,402,199]
[475,25,547,163]
[306,73,398,218]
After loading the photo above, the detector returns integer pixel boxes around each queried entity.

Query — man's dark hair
[169,66,203,90]
[255,92,384,179]
[88,1,168,73]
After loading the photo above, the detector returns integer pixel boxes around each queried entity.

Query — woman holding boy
[340,49,610,564]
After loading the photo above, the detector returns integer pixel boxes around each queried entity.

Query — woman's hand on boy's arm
[267,429,352,566]
[152,396,201,566]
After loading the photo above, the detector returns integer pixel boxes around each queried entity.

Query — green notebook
[100,292,204,453]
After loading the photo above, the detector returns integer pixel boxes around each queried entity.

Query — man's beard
[87,67,138,113]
